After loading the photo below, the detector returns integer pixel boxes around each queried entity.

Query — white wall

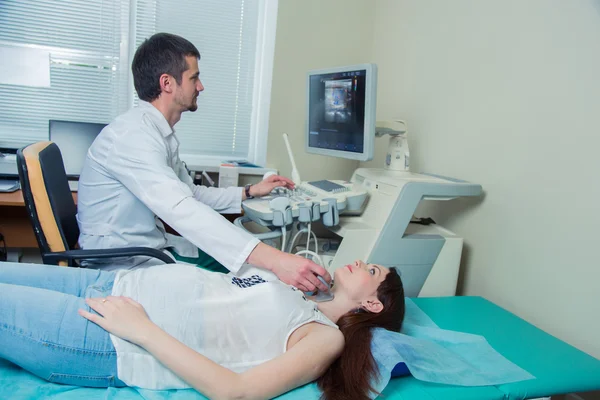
[364,0,600,359]
[266,0,373,181]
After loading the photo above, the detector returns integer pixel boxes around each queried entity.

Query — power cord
[305,222,312,256]
[294,249,324,268]
[280,226,287,251]
[288,223,318,253]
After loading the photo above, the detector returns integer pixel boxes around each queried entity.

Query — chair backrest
[17,142,79,264]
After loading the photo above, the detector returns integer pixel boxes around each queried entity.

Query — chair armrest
[44,247,176,265]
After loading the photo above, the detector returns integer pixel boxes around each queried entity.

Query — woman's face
[333,260,390,303]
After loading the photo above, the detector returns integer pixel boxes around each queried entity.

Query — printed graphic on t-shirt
[231,275,267,288]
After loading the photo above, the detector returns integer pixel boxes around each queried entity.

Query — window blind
[0,0,270,164]
[0,0,129,148]
[133,0,260,160]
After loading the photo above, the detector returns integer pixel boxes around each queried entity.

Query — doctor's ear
[160,74,174,93]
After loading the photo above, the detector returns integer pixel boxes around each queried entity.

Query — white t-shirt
[109,263,338,389]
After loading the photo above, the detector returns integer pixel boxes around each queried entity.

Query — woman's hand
[79,296,154,345]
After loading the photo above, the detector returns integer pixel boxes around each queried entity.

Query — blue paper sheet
[370,298,535,396]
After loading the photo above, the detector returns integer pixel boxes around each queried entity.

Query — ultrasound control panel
[241,179,367,227]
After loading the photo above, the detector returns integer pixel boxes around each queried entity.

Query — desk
[0,190,77,248]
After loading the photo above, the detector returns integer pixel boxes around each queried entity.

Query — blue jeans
[0,263,126,387]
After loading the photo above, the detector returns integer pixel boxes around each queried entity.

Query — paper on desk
[0,46,51,87]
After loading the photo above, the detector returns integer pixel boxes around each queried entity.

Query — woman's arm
[142,321,343,399]
[80,296,344,400]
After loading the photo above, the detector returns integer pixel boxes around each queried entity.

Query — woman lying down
[0,259,405,400]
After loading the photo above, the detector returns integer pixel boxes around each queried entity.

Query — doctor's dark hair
[132,32,201,102]
[318,267,405,400]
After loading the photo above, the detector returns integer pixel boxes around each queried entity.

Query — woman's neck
[309,289,356,324]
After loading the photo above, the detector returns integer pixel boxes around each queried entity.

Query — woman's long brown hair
[317,268,405,400]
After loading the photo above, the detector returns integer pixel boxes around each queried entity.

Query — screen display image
[325,79,353,124]
[308,70,366,155]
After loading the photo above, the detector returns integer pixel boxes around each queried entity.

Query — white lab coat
[76,101,260,272]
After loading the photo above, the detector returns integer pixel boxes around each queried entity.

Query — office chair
[16,141,175,267]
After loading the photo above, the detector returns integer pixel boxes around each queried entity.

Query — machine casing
[326,168,481,297]
[241,167,482,297]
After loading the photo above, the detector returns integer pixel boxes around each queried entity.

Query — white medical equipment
[283,134,301,186]
[236,63,482,297]
[242,134,368,229]
[325,168,480,297]
[240,164,481,297]
[376,120,410,171]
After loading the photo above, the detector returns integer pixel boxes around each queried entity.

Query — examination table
[1,296,599,399]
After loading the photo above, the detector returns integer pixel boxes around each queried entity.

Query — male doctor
[76,33,330,293]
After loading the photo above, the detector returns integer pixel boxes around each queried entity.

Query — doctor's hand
[247,174,295,198]
[247,242,331,292]
[79,296,154,345]
[274,253,332,292]
[248,242,331,292]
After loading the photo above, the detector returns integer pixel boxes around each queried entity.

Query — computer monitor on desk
[306,63,377,161]
[49,120,106,191]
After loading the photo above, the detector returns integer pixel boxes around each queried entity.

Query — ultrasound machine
[236,64,482,297]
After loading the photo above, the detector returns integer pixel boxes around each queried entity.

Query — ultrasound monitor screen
[49,120,106,178]
[308,70,366,154]
[306,64,376,161]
